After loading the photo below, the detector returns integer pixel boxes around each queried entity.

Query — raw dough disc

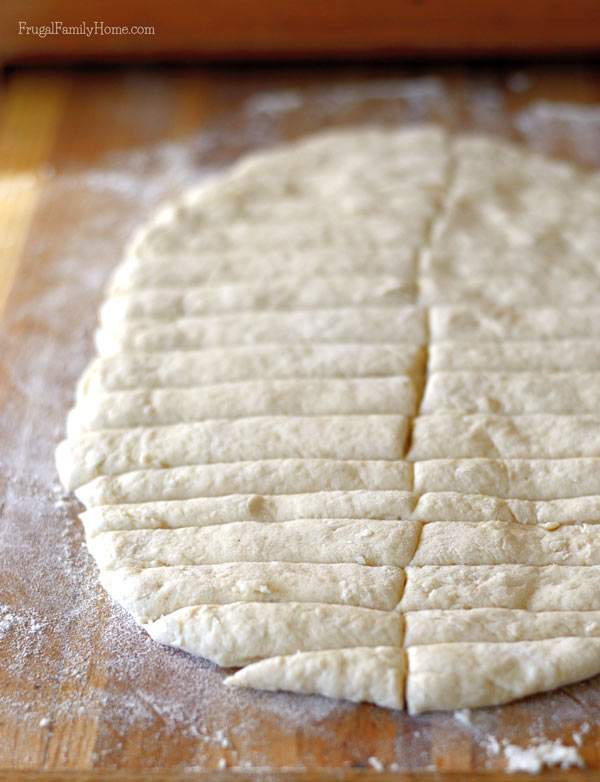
[57,126,600,712]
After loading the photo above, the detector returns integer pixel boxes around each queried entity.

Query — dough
[80,490,417,535]
[58,415,409,490]
[95,307,426,354]
[430,305,600,341]
[406,639,600,713]
[56,126,600,712]
[88,519,423,569]
[421,372,600,414]
[224,647,406,710]
[414,458,600,500]
[77,344,425,396]
[68,376,417,434]
[430,340,600,372]
[146,603,404,666]
[410,414,600,459]
[411,521,600,566]
[405,609,600,645]
[101,563,405,622]
[75,459,413,507]
[100,274,416,320]
[412,492,600,525]
[401,565,600,611]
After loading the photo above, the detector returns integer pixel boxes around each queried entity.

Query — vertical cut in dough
[225,647,406,710]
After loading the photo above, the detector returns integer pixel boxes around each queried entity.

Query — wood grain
[1,64,600,779]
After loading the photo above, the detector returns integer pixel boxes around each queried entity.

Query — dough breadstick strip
[406,639,600,713]
[95,307,426,354]
[57,415,410,490]
[80,490,417,535]
[401,564,600,611]
[430,339,600,372]
[101,563,406,622]
[77,344,425,397]
[101,275,416,321]
[412,520,600,566]
[421,372,600,414]
[414,458,600,500]
[76,459,414,507]
[410,414,600,459]
[88,519,423,570]
[405,609,600,645]
[146,602,404,666]
[68,377,417,435]
[224,647,406,710]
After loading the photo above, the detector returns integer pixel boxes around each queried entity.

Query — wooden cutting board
[1,64,600,780]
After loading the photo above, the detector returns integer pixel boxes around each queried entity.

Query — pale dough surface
[56,126,600,712]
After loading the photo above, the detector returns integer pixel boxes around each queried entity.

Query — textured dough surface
[57,126,600,712]
[225,647,406,710]
[146,602,404,666]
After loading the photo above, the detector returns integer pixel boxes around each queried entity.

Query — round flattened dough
[57,126,600,712]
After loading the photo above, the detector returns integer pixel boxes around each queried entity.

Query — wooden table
[1,63,600,780]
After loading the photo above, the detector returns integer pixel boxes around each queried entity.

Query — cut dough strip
[401,565,600,611]
[100,275,416,321]
[225,647,406,710]
[414,458,600,500]
[421,372,600,414]
[431,305,600,341]
[412,520,600,566]
[111,248,418,291]
[123,214,425,258]
[68,377,417,435]
[413,491,600,525]
[80,490,417,535]
[410,414,600,459]
[100,562,405,622]
[431,339,600,372]
[57,415,409,490]
[95,307,426,354]
[76,459,414,507]
[88,519,423,569]
[405,609,600,645]
[406,639,600,713]
[422,272,600,308]
[145,602,404,666]
[77,344,425,397]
